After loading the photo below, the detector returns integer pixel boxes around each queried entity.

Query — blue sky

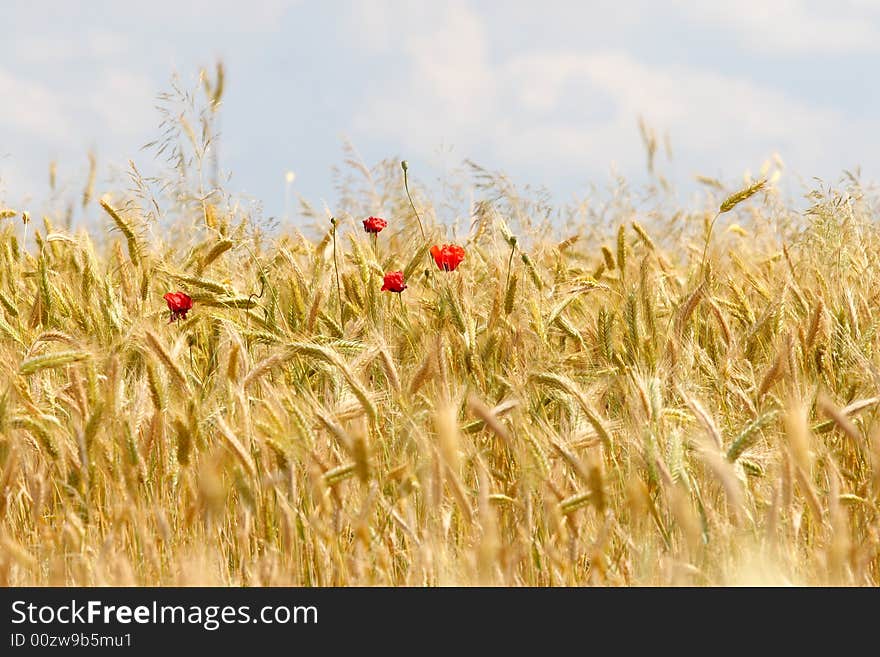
[2,1,880,222]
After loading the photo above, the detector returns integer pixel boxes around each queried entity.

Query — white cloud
[497,50,863,174]
[0,64,155,145]
[148,0,295,30]
[0,60,158,207]
[352,2,499,156]
[12,31,129,63]
[0,69,73,142]
[352,2,876,184]
[87,69,157,139]
[3,0,879,214]
[0,150,45,208]
[674,0,880,53]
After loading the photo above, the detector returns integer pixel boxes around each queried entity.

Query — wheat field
[1,80,879,587]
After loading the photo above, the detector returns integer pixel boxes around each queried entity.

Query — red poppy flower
[430,244,465,271]
[381,271,407,293]
[363,217,387,234]
[163,291,193,322]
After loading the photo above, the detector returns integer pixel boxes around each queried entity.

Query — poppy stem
[331,217,343,328]
[698,211,721,282]
[242,242,268,338]
[504,238,516,294]
[397,291,412,331]
[403,161,438,287]
[245,276,266,331]
[401,161,426,241]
